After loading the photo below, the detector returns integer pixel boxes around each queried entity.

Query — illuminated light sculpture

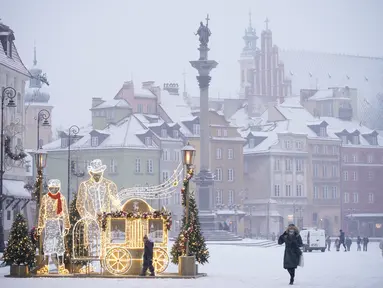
[37,179,70,275]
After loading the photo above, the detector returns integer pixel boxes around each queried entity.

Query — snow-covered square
[1,242,382,288]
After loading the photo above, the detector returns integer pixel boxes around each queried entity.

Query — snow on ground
[1,243,382,288]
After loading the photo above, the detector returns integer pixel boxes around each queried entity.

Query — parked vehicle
[300,228,326,252]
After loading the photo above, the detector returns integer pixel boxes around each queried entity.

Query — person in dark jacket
[140,235,155,276]
[356,236,362,251]
[362,237,369,251]
[278,224,303,285]
[339,230,347,251]
[345,236,352,251]
[325,236,331,251]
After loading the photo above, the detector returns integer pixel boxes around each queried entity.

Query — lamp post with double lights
[36,109,50,149]
[0,87,17,252]
[67,125,80,205]
[34,149,48,264]
[181,143,196,256]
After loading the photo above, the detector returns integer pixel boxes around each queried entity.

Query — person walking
[140,235,155,276]
[326,236,331,251]
[278,224,303,285]
[345,236,352,251]
[356,236,361,251]
[362,237,369,251]
[335,238,340,251]
[339,230,347,252]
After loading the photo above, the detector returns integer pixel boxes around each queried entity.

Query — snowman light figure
[37,179,70,275]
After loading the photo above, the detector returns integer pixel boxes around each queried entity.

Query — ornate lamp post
[34,149,47,262]
[181,143,195,256]
[0,87,17,252]
[67,125,79,205]
[36,109,50,149]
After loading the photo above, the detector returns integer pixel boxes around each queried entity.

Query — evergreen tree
[171,170,209,265]
[3,213,35,266]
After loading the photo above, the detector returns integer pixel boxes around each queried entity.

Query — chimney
[163,83,179,95]
[142,81,155,89]
[92,97,104,108]
[151,85,161,106]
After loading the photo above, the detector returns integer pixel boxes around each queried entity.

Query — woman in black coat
[278,224,303,285]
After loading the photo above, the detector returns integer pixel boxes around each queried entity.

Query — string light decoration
[37,179,70,275]
[3,214,36,267]
[4,135,27,161]
[170,168,210,265]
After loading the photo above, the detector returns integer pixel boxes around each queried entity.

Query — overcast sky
[1,0,382,129]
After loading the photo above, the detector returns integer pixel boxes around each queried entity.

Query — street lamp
[34,149,47,262]
[67,125,80,205]
[0,87,17,252]
[36,109,50,149]
[181,143,195,256]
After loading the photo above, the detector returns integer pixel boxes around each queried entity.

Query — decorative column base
[178,256,196,276]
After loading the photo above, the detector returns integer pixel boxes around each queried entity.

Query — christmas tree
[3,213,36,266]
[170,168,209,265]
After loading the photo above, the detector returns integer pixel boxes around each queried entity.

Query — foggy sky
[1,0,382,130]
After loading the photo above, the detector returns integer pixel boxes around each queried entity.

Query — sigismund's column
[190,15,218,228]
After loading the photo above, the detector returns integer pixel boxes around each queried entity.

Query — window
[332,146,338,155]
[323,145,328,154]
[274,185,280,197]
[341,135,347,144]
[296,159,303,172]
[323,186,329,199]
[146,104,152,113]
[217,129,222,136]
[314,164,319,177]
[6,211,11,220]
[371,137,378,145]
[332,165,338,177]
[223,129,228,137]
[284,140,291,149]
[319,127,326,137]
[331,186,338,199]
[106,110,114,120]
[367,154,373,163]
[368,193,374,204]
[173,150,180,162]
[146,159,153,173]
[228,190,234,205]
[353,192,359,203]
[314,145,320,154]
[109,159,117,173]
[145,137,152,146]
[61,138,68,148]
[344,192,350,203]
[161,129,167,138]
[313,186,319,199]
[274,159,280,171]
[162,171,169,182]
[343,171,349,181]
[352,171,357,181]
[216,148,222,159]
[135,158,141,173]
[137,104,143,113]
[173,130,179,138]
[368,171,374,181]
[285,158,292,171]
[162,149,169,161]
[91,136,98,147]
[296,185,303,197]
[227,148,234,160]
[352,135,359,144]
[16,93,21,113]
[285,185,292,196]
[352,154,358,163]
[216,189,223,204]
[295,141,303,150]
[193,124,200,135]
[228,169,234,182]
[322,165,327,177]
[343,154,348,163]
[249,138,255,148]
[215,168,222,181]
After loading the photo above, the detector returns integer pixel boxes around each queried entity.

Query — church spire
[248,10,252,30]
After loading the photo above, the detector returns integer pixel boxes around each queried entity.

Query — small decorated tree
[3,213,36,267]
[171,168,209,265]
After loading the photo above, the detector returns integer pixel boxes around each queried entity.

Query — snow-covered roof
[92,99,131,110]
[3,179,31,199]
[134,86,156,99]
[43,116,158,151]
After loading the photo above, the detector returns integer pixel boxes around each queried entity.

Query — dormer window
[371,136,378,145]
[217,129,222,136]
[91,136,99,147]
[193,124,200,135]
[341,135,347,144]
[61,138,68,148]
[319,127,326,137]
[161,129,167,138]
[249,138,255,148]
[223,129,228,137]
[284,140,291,149]
[173,130,179,138]
[352,135,359,145]
[145,136,152,146]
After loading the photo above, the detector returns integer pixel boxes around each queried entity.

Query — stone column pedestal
[178,256,196,276]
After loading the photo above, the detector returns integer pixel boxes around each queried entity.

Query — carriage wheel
[103,247,132,275]
[153,248,169,274]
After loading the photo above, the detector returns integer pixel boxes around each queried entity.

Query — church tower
[238,11,257,99]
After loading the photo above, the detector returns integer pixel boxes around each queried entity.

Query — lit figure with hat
[76,159,121,219]
[37,179,70,275]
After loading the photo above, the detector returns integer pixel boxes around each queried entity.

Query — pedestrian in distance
[326,236,331,251]
[140,235,155,276]
[278,223,303,285]
[362,237,369,251]
[339,230,347,252]
[356,236,362,251]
